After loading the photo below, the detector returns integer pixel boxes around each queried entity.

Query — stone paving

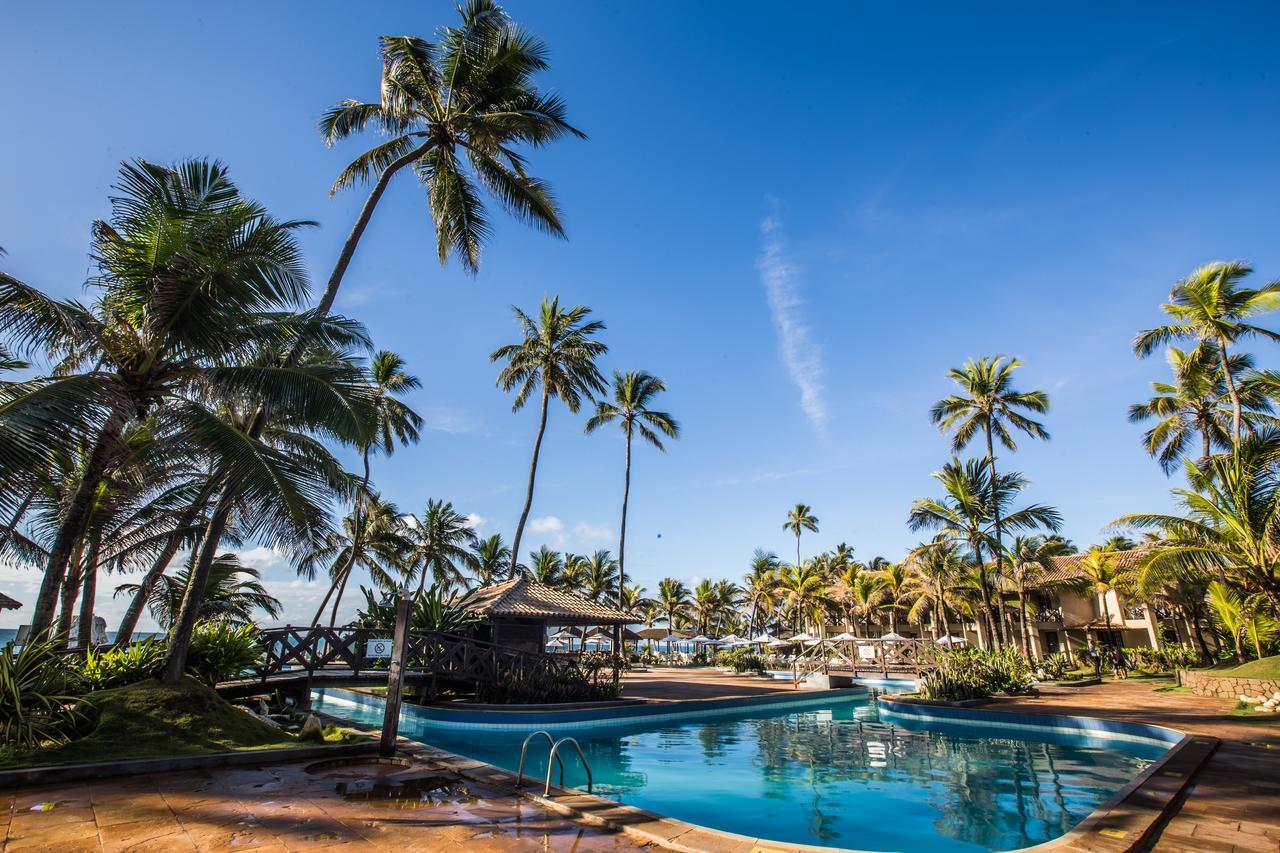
[996,679,1280,852]
[0,753,650,853]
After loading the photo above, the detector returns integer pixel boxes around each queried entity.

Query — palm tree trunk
[328,568,353,628]
[1217,340,1243,446]
[31,411,126,635]
[163,487,235,683]
[1018,586,1033,657]
[617,427,632,610]
[938,588,952,642]
[971,536,1001,650]
[56,543,85,644]
[509,387,550,575]
[76,531,101,648]
[318,448,372,628]
[985,425,1007,649]
[795,532,802,569]
[312,143,433,319]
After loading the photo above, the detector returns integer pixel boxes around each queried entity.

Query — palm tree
[470,534,512,587]
[691,579,719,635]
[1134,261,1280,445]
[871,562,918,635]
[931,355,1050,643]
[315,0,584,312]
[908,457,1061,648]
[585,370,679,612]
[1068,549,1132,641]
[1117,431,1280,616]
[1128,346,1271,473]
[312,351,422,623]
[405,499,479,595]
[492,297,607,572]
[908,540,966,641]
[303,496,412,624]
[1006,535,1071,654]
[656,577,692,631]
[115,554,281,629]
[848,575,884,636]
[528,545,563,586]
[619,583,654,621]
[743,549,780,635]
[775,562,827,634]
[580,549,619,602]
[783,504,819,568]
[711,580,741,635]
[0,160,368,639]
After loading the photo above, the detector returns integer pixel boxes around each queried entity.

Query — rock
[298,714,325,742]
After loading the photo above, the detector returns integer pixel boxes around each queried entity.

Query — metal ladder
[515,730,593,796]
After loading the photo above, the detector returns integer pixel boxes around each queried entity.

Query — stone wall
[1179,669,1280,699]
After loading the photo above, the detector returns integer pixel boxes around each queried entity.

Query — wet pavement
[0,752,651,852]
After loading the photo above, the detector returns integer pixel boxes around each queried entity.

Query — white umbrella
[749,633,779,644]
[788,632,817,643]
[718,634,745,645]
[830,632,858,642]
[688,635,713,644]
[879,632,911,642]
[937,635,968,646]
[767,638,791,648]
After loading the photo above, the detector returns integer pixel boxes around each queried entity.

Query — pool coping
[316,690,1220,853]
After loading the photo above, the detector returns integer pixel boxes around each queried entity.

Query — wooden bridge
[790,638,942,686]
[216,626,589,701]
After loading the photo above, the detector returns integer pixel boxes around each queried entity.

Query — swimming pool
[312,688,1171,852]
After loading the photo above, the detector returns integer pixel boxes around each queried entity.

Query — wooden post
[379,590,412,758]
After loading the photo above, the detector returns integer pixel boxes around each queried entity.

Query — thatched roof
[462,576,636,625]
[1031,549,1153,588]
[0,591,21,610]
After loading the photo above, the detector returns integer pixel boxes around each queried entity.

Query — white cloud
[757,205,828,435]
[464,513,486,532]
[234,546,290,573]
[572,522,613,543]
[529,515,567,546]
[422,405,483,435]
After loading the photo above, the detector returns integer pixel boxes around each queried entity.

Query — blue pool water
[311,688,1168,852]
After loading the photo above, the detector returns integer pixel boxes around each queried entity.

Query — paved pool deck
[995,679,1280,852]
[619,666,796,701]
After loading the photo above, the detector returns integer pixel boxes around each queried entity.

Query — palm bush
[1036,652,1072,681]
[77,639,167,691]
[0,636,84,749]
[715,648,765,673]
[919,647,1035,701]
[185,621,263,686]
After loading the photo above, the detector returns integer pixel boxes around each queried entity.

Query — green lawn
[0,678,358,770]
[1219,655,1280,680]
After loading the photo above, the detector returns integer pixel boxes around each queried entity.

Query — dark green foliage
[351,584,481,634]
[185,620,263,686]
[0,635,83,749]
[715,647,765,673]
[919,647,1035,701]
[76,639,167,691]
[1035,652,1072,681]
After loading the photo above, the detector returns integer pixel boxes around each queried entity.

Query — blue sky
[3,2,1280,630]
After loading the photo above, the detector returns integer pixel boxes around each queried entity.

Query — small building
[461,576,636,655]
[0,592,21,611]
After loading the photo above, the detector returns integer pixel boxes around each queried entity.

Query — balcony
[1031,608,1064,624]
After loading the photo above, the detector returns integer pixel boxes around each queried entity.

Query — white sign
[366,638,394,658]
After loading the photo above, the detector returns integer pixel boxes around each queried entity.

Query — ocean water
[0,627,161,646]
[312,687,1167,852]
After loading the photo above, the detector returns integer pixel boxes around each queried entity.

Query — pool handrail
[545,737,593,796]
[516,730,565,789]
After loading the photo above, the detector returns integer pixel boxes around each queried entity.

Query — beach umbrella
[767,638,791,648]
[788,632,817,643]
[718,634,745,645]
[749,633,778,644]
[936,635,968,646]
[688,635,713,644]
[830,632,858,642]
[879,632,911,642]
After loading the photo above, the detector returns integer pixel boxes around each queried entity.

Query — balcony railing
[1031,609,1063,624]
[1124,605,1148,620]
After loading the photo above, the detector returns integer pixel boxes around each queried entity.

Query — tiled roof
[1031,549,1153,588]
[461,576,636,624]
[0,591,21,610]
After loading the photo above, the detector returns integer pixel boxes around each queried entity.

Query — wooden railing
[252,625,585,689]
[790,638,942,686]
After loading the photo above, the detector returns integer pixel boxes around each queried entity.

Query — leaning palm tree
[585,370,679,612]
[1128,346,1271,473]
[783,504,819,568]
[931,356,1050,637]
[1133,261,1280,445]
[492,297,607,571]
[116,553,281,629]
[315,0,584,311]
[304,496,412,624]
[405,499,479,595]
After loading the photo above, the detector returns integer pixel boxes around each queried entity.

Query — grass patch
[1154,684,1192,694]
[0,678,358,770]
[1226,700,1280,724]
[1218,655,1280,680]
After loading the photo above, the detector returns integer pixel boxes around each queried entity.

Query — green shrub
[919,647,1035,702]
[0,635,84,749]
[715,647,765,673]
[77,639,167,691]
[1036,652,1071,681]
[186,620,263,686]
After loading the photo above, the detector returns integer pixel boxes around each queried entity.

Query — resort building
[461,575,635,655]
